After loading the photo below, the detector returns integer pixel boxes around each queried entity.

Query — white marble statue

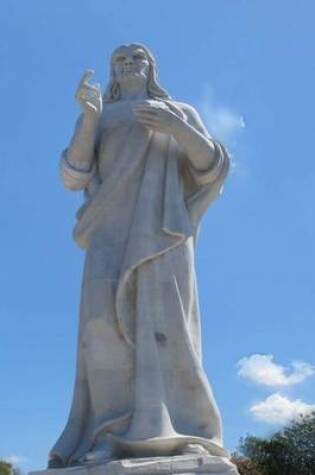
[49,44,232,469]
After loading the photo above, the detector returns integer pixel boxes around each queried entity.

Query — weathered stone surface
[45,43,236,473]
[32,455,238,475]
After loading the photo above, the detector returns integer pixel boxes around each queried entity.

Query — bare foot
[79,447,112,464]
[180,444,209,455]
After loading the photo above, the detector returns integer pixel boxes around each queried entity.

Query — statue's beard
[117,71,148,90]
[120,69,147,79]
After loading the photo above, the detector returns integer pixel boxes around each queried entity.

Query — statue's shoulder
[173,101,199,117]
[174,101,209,135]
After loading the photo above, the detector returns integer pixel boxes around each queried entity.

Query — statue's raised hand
[75,70,102,117]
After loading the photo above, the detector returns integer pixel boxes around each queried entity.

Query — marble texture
[48,44,237,473]
[35,454,238,475]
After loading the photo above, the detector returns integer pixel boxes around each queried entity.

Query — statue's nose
[124,57,133,66]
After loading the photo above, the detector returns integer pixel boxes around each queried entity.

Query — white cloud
[199,89,245,146]
[237,354,314,387]
[4,455,28,466]
[250,393,315,425]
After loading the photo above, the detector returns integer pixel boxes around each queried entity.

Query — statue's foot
[79,447,113,464]
[180,444,210,455]
[47,455,65,469]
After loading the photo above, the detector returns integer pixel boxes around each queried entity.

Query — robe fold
[51,100,230,465]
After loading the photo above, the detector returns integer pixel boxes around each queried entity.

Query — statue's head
[103,43,171,102]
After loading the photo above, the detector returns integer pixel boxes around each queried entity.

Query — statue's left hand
[134,103,183,135]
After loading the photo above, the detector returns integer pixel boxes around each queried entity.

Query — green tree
[0,461,12,475]
[236,412,315,475]
[231,455,264,475]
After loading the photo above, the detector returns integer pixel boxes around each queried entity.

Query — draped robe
[50,99,230,465]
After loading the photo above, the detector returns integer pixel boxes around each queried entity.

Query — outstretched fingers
[78,70,101,93]
[134,106,159,118]
[79,69,94,87]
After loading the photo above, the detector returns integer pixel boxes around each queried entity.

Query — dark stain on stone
[198,422,208,430]
[188,381,197,391]
[155,332,167,346]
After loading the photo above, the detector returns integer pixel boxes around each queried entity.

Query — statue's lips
[121,69,141,76]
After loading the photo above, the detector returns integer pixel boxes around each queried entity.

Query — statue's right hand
[75,70,102,117]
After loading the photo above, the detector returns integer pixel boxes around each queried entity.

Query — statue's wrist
[169,115,187,140]
[83,106,101,120]
[81,110,100,131]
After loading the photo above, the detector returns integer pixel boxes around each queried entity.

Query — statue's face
[112,45,150,86]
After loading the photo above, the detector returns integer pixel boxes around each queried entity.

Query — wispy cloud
[250,393,315,425]
[237,354,314,387]
[4,456,28,466]
[199,88,245,146]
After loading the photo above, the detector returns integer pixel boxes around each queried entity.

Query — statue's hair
[103,44,187,121]
[103,43,171,103]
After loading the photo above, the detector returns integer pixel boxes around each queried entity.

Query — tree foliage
[0,462,12,475]
[235,412,315,475]
[231,455,264,475]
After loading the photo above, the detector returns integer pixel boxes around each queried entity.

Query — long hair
[102,44,186,120]
[103,44,171,103]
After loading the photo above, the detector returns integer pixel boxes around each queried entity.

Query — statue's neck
[118,81,148,101]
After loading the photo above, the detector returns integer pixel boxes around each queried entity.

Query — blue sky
[1,0,315,471]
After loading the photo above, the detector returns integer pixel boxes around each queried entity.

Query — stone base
[31,455,239,475]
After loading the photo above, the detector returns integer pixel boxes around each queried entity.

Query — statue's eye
[114,56,125,63]
[133,54,146,61]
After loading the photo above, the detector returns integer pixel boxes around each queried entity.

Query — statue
[48,44,236,473]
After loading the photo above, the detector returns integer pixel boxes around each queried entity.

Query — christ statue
[49,44,232,470]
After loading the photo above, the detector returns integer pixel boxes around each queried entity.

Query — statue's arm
[134,102,230,183]
[172,104,230,183]
[60,114,98,190]
[60,70,102,191]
